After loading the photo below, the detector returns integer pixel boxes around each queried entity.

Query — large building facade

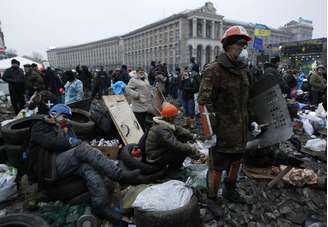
[47,2,313,71]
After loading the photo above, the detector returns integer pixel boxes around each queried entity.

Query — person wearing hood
[198,25,254,203]
[145,103,201,170]
[27,104,140,223]
[64,70,84,105]
[126,67,153,131]
[2,59,26,114]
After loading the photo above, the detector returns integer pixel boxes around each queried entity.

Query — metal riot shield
[246,76,293,150]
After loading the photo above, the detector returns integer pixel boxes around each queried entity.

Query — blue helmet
[49,104,72,117]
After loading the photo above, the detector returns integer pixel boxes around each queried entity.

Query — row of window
[188,18,221,39]
[124,22,180,51]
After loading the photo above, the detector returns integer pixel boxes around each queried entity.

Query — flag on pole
[254,24,271,37]
[253,37,263,51]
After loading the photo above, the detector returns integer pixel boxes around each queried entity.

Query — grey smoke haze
[1,0,327,58]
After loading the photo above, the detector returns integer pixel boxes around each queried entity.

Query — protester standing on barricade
[180,67,198,129]
[198,25,254,203]
[126,67,153,131]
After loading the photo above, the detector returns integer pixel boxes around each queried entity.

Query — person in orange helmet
[198,25,254,203]
[145,102,202,171]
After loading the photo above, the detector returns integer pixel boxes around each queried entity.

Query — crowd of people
[0,24,326,224]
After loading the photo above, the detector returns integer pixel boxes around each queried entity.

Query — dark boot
[222,178,246,203]
[119,169,141,184]
[207,169,222,200]
[93,206,121,223]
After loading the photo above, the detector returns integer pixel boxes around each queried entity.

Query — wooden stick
[267,166,293,188]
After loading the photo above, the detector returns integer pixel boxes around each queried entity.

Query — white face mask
[237,49,248,63]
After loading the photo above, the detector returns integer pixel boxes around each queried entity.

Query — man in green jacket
[25,63,45,99]
[309,65,326,106]
[145,103,201,170]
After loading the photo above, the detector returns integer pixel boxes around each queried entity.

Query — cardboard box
[93,145,120,160]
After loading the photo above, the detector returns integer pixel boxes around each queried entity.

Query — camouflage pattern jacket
[198,53,253,154]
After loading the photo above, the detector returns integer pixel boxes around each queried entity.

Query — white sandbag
[132,180,193,211]
[315,103,327,119]
[0,165,17,203]
[304,138,327,152]
[302,118,314,136]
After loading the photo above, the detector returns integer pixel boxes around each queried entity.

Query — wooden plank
[103,95,144,145]
[267,166,293,188]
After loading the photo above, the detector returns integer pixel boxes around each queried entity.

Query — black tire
[1,115,45,145]
[0,213,49,227]
[0,145,7,164]
[118,161,165,185]
[67,98,91,111]
[119,144,161,175]
[134,195,200,227]
[4,144,25,174]
[69,108,95,137]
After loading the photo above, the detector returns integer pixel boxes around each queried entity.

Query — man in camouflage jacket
[198,25,253,203]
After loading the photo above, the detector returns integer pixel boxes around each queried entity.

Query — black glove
[119,169,141,184]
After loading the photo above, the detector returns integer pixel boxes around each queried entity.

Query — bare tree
[32,52,44,62]
[6,48,17,58]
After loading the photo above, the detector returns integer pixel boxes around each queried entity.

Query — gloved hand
[250,122,262,137]
[69,137,81,146]
[189,147,201,160]
[119,169,141,184]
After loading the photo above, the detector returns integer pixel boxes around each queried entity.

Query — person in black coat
[96,66,109,97]
[2,59,26,114]
[28,104,140,223]
[44,67,63,100]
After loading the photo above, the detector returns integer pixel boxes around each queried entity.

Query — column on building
[192,17,197,38]
[202,19,206,38]
[219,21,224,39]
[211,21,215,39]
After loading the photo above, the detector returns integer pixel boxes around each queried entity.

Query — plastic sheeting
[0,164,17,203]
[132,180,193,211]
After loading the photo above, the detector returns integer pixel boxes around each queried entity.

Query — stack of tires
[69,108,95,141]
[1,115,45,174]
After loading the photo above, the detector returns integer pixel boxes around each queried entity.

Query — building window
[206,21,211,38]
[205,46,211,63]
[197,19,203,37]
[197,45,202,66]
[189,45,193,60]
[189,19,193,37]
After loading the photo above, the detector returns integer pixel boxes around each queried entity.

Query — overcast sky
[1,0,327,58]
